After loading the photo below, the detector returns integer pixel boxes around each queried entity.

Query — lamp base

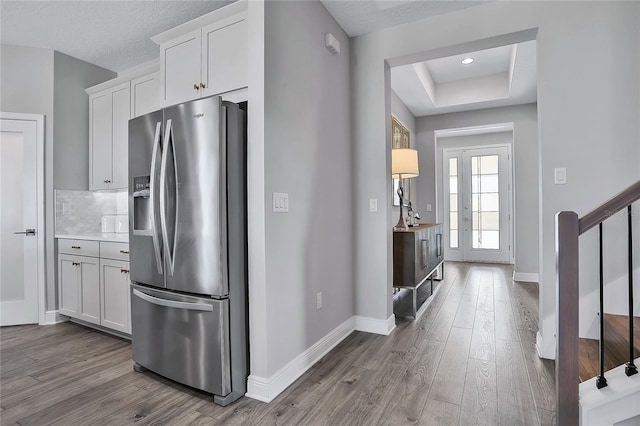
[394,177,407,230]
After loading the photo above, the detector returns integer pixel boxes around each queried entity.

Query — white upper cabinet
[87,63,159,191]
[89,81,130,190]
[111,83,130,189]
[162,30,202,106]
[153,2,248,106]
[131,72,159,118]
[202,17,248,98]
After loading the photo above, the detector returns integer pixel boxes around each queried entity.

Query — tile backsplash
[56,190,128,235]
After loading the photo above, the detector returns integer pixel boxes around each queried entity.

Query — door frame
[0,112,46,325]
[441,142,514,264]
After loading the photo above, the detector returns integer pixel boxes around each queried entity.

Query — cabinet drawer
[58,239,99,257]
[100,242,130,261]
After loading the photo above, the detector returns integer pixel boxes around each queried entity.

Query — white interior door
[444,146,512,263]
[0,117,40,325]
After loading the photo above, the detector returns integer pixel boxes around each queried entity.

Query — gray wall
[53,51,116,190]
[1,45,115,312]
[415,104,539,276]
[351,1,640,359]
[2,45,57,312]
[390,89,417,224]
[263,1,352,376]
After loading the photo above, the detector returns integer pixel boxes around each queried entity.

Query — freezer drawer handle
[133,289,213,312]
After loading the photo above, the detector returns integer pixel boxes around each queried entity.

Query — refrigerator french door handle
[133,289,213,312]
[219,107,229,292]
[150,121,163,275]
[160,119,173,276]
[160,119,179,276]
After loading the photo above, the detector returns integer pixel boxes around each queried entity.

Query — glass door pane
[448,157,458,248]
[470,154,500,249]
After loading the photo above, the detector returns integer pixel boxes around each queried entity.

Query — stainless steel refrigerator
[128,95,247,406]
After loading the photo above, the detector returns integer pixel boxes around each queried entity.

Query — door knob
[200,83,206,89]
[194,84,199,90]
[14,228,36,236]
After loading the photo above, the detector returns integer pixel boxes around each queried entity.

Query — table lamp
[392,148,419,230]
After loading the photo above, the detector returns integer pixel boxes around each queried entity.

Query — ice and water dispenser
[132,176,152,235]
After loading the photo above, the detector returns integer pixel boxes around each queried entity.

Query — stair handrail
[579,180,640,235]
[556,179,640,425]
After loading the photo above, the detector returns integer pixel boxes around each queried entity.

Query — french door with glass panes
[444,146,512,263]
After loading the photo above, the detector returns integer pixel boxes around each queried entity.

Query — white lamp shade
[392,148,419,178]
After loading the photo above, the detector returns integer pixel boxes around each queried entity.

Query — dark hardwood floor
[579,314,640,382]
[1,263,556,425]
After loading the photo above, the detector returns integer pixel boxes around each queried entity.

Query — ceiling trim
[386,28,538,68]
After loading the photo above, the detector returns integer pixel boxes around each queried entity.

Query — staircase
[556,180,640,425]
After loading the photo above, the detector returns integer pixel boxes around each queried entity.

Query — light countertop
[55,233,129,243]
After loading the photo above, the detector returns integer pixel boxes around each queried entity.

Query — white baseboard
[245,313,397,403]
[42,310,67,325]
[246,316,356,403]
[536,331,544,358]
[513,271,539,283]
[354,314,395,336]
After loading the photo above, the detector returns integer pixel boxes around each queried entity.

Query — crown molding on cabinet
[151,0,248,46]
[85,60,159,95]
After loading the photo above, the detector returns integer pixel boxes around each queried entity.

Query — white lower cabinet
[100,259,131,334]
[57,239,131,335]
[58,254,100,325]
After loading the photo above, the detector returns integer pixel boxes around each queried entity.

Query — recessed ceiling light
[461,57,474,65]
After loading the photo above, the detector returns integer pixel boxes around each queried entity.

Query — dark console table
[393,223,444,318]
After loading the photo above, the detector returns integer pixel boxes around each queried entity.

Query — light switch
[63,203,71,215]
[426,204,432,212]
[272,192,289,213]
[554,167,567,185]
[369,199,378,212]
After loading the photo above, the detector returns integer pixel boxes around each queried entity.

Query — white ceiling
[1,0,533,116]
[391,41,537,117]
[321,0,489,37]
[0,1,234,73]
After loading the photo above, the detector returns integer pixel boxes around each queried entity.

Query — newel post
[556,211,580,425]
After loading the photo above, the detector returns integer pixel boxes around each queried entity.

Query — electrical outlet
[316,292,322,310]
[63,203,71,215]
[426,204,432,212]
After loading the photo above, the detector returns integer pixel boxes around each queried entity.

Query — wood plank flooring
[1,262,555,425]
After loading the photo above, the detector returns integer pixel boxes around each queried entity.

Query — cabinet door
[161,29,202,106]
[89,90,112,190]
[111,82,131,189]
[202,16,248,96]
[131,73,159,118]
[100,259,131,334]
[58,254,80,318]
[78,257,100,325]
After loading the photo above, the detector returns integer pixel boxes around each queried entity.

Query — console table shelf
[393,223,444,318]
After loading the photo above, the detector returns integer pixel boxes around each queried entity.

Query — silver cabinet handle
[133,289,213,312]
[14,228,36,236]
[421,239,428,269]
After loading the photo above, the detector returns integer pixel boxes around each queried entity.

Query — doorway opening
[440,129,514,264]
[0,113,46,326]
